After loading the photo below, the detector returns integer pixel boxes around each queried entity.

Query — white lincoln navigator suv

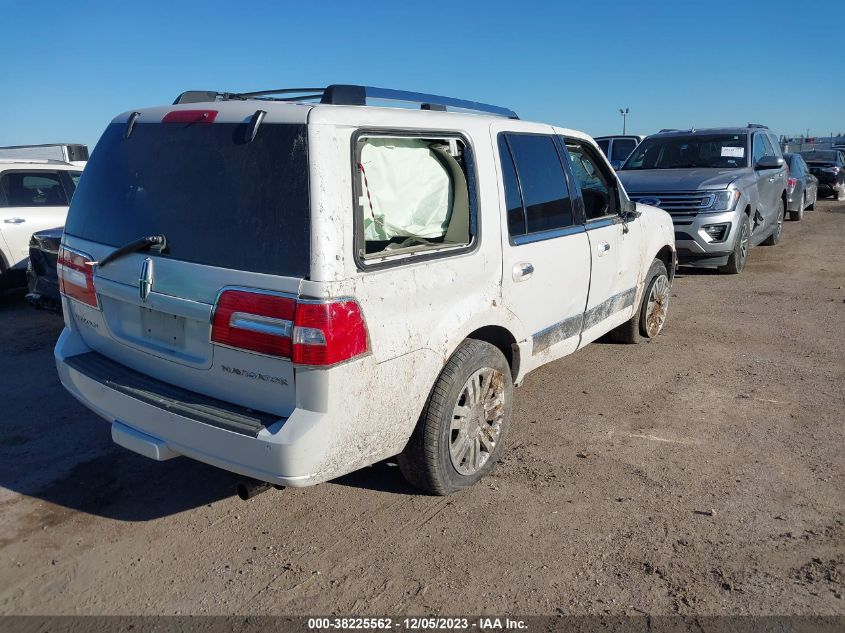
[55,85,675,496]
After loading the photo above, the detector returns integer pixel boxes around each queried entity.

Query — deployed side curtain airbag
[359,138,454,241]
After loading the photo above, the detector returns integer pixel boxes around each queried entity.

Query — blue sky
[1,0,842,149]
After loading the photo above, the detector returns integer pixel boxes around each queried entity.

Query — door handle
[3,218,25,224]
[512,262,534,282]
[597,241,611,256]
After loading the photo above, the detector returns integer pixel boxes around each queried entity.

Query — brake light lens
[161,110,218,124]
[210,290,368,366]
[787,177,797,192]
[293,301,368,366]
[58,246,99,308]
[211,290,296,357]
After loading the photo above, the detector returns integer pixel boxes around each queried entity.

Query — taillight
[211,290,296,357]
[210,290,368,366]
[161,110,218,124]
[58,246,99,308]
[293,300,368,366]
[787,177,797,191]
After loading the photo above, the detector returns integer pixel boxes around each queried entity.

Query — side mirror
[755,156,784,170]
[610,160,623,171]
[621,196,639,219]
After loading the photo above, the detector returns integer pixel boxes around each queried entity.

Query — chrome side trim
[512,224,586,246]
[583,287,637,330]
[532,313,583,355]
[530,286,638,355]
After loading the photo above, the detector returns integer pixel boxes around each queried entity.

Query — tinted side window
[768,134,783,158]
[761,134,777,159]
[0,171,68,207]
[752,134,767,164]
[610,139,637,162]
[498,136,526,236]
[503,134,573,234]
[597,139,610,157]
[565,139,618,219]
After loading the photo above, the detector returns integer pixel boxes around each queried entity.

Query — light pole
[619,108,629,135]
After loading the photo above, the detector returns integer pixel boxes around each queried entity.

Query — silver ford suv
[617,125,787,274]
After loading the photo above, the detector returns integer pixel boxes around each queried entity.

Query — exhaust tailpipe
[235,479,284,500]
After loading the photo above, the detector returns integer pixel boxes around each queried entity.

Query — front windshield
[622,134,748,170]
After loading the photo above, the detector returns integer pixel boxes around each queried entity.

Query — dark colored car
[799,150,845,200]
[25,226,63,311]
[595,135,643,170]
[783,153,818,220]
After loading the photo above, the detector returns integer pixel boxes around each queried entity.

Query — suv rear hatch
[60,105,311,417]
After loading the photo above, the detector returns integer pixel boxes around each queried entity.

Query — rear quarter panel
[304,111,524,460]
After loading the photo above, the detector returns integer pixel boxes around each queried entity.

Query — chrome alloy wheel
[645,274,670,337]
[738,221,750,264]
[449,367,506,475]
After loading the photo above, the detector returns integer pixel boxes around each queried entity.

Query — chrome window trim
[511,224,585,246]
[584,217,620,230]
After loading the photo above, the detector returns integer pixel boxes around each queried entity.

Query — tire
[398,339,513,495]
[608,259,670,344]
[718,213,751,274]
[762,199,784,246]
[807,192,815,211]
[790,193,804,221]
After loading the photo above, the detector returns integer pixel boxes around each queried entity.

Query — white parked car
[0,159,81,290]
[55,85,675,496]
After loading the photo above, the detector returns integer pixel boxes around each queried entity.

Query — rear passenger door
[561,137,641,346]
[495,130,591,362]
[0,170,71,267]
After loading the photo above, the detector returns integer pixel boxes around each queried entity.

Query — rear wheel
[762,200,784,246]
[608,259,670,344]
[807,191,815,211]
[718,213,751,274]
[398,339,513,495]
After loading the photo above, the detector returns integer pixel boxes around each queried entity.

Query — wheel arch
[654,244,676,283]
[465,325,519,383]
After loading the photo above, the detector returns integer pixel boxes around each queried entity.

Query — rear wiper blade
[85,234,167,268]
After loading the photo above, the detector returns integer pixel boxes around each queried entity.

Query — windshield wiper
[85,234,167,268]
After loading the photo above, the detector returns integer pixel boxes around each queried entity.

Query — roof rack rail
[658,128,678,133]
[747,123,769,129]
[173,84,519,119]
[0,158,71,165]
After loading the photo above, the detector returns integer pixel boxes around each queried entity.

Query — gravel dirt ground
[0,198,843,617]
